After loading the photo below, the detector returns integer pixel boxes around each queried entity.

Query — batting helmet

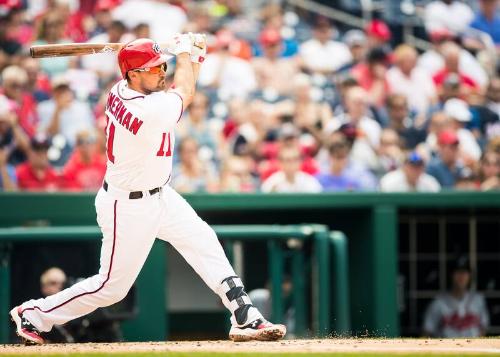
[118,38,173,79]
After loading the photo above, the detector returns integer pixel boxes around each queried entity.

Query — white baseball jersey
[423,292,489,337]
[18,79,266,339]
[104,80,183,191]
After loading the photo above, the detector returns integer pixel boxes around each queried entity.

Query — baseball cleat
[10,306,44,345]
[229,318,286,342]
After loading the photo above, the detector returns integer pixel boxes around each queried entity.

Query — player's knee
[98,280,130,305]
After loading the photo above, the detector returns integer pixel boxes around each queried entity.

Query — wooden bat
[29,41,181,58]
[30,43,128,58]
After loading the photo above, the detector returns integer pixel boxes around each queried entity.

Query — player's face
[131,63,167,94]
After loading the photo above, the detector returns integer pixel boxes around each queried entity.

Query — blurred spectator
[0,145,17,191]
[133,23,150,39]
[111,0,187,42]
[424,0,474,34]
[432,42,479,94]
[257,122,319,181]
[1,65,39,138]
[365,19,392,50]
[61,131,106,191]
[478,150,500,190]
[469,0,500,47]
[0,11,23,59]
[20,57,51,103]
[485,76,500,123]
[82,20,131,81]
[177,92,219,162]
[252,28,300,96]
[423,258,489,337]
[219,155,257,192]
[261,146,321,193]
[16,135,61,191]
[424,112,454,156]
[374,128,405,177]
[326,86,381,170]
[386,94,427,150]
[350,47,390,108]
[426,130,466,188]
[380,151,441,192]
[443,98,482,162]
[199,29,257,99]
[33,10,73,77]
[171,137,218,193]
[89,0,119,37]
[337,30,367,74]
[229,100,276,157]
[289,73,332,145]
[39,267,74,343]
[299,17,351,75]
[387,44,437,116]
[418,36,488,89]
[315,139,377,191]
[0,94,30,165]
[37,75,94,150]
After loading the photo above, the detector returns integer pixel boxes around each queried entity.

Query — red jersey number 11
[156,132,172,157]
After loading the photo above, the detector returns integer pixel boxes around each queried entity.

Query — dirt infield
[1,338,500,355]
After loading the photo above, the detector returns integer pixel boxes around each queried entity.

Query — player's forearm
[174,53,195,108]
[192,62,200,84]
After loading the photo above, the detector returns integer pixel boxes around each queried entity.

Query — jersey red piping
[21,200,119,315]
[117,82,145,101]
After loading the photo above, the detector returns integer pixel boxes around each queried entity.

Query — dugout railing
[0,224,350,343]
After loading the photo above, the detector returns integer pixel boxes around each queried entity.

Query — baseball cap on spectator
[343,30,366,47]
[444,98,471,122]
[438,130,459,146]
[365,19,391,42]
[259,28,281,47]
[31,134,51,151]
[406,151,424,166]
[94,0,121,12]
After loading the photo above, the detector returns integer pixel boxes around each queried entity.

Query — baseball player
[10,34,286,344]
[423,260,489,337]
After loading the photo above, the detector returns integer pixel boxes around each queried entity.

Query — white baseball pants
[20,185,262,332]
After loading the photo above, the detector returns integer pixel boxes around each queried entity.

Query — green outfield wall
[0,192,499,341]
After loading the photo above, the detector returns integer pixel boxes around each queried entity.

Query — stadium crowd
[0,0,499,193]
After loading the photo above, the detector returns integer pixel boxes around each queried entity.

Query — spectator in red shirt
[350,47,391,108]
[1,65,39,138]
[61,131,106,191]
[16,135,61,191]
[432,41,479,94]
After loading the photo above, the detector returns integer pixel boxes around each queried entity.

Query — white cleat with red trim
[10,306,44,345]
[229,318,286,342]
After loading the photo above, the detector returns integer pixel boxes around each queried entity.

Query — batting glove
[191,33,207,64]
[167,33,193,56]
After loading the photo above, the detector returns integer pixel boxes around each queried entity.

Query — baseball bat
[30,40,177,58]
[30,43,126,58]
